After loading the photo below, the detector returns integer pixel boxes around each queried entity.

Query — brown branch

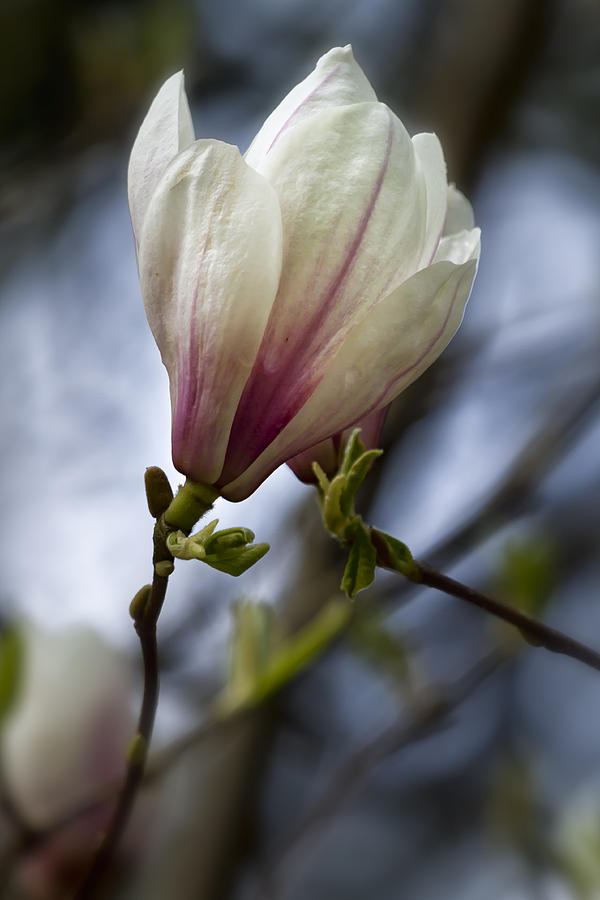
[73,567,169,900]
[413,561,600,674]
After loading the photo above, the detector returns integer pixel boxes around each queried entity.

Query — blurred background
[1,0,600,897]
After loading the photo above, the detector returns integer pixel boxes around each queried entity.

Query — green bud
[0,627,23,723]
[204,527,255,553]
[144,467,174,518]
[155,560,175,577]
[129,584,152,621]
[127,733,147,766]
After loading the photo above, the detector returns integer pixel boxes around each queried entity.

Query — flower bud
[129,46,480,502]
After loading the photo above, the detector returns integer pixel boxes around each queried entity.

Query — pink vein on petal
[219,110,395,485]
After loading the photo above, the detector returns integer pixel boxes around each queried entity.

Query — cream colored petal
[444,184,475,234]
[218,101,427,488]
[127,71,194,250]
[222,255,477,501]
[245,45,376,168]
[412,132,448,267]
[434,226,481,264]
[138,140,283,484]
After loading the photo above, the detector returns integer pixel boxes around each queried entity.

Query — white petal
[222,255,477,501]
[218,101,427,488]
[127,71,194,250]
[138,140,283,484]
[434,226,481,264]
[444,184,475,234]
[244,45,376,167]
[412,132,448,267]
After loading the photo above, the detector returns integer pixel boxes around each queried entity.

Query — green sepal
[342,520,377,599]
[0,627,23,724]
[369,528,417,579]
[203,542,270,577]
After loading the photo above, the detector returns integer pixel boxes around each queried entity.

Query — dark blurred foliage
[1,1,600,899]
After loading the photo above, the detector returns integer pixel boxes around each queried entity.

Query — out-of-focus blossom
[1,625,134,898]
[129,45,480,502]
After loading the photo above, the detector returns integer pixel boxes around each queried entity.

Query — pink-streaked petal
[287,437,339,484]
[221,257,477,501]
[287,406,389,484]
[444,185,475,235]
[352,406,389,450]
[138,139,283,485]
[412,132,448,267]
[127,71,195,251]
[244,45,376,167]
[218,101,426,488]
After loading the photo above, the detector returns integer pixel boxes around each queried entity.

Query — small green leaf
[203,542,270,576]
[0,628,23,724]
[312,461,330,496]
[369,528,416,578]
[340,448,383,517]
[322,473,347,535]
[340,428,367,475]
[342,521,377,599]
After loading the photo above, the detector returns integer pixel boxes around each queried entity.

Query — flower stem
[73,480,215,899]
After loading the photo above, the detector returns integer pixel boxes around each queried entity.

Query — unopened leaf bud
[144,466,174,518]
[129,584,152,621]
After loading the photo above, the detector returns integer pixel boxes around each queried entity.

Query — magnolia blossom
[129,46,480,502]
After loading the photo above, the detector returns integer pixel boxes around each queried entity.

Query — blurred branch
[424,375,600,571]
[411,560,600,673]
[376,373,600,604]
[73,569,169,900]
[253,651,505,899]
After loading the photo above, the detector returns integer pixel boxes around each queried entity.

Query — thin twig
[413,561,600,673]
[73,568,169,900]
